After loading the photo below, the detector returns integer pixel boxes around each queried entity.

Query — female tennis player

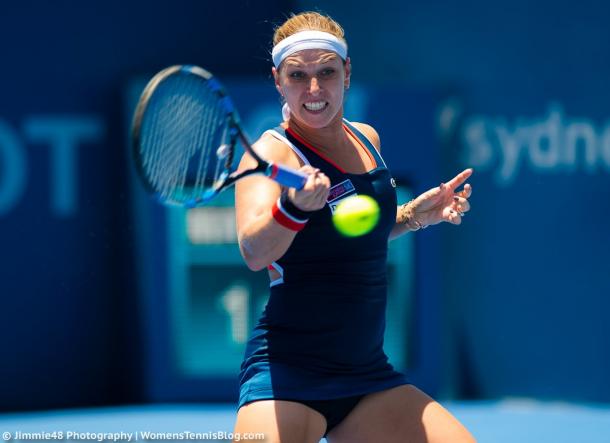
[233,11,475,443]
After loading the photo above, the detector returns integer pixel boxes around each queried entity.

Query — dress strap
[342,119,387,168]
[263,127,311,166]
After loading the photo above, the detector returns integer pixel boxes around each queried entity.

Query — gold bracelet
[399,200,427,231]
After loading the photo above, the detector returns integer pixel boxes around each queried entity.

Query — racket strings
[139,73,230,204]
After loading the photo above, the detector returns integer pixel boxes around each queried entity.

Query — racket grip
[268,163,308,190]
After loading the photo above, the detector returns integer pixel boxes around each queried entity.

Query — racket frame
[131,65,306,206]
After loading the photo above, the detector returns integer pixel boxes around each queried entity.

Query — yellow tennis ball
[332,195,380,237]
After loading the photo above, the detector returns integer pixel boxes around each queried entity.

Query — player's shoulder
[247,128,302,168]
[349,122,381,152]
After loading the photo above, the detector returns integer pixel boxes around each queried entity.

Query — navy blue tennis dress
[238,120,409,433]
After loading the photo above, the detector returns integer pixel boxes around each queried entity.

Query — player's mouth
[303,101,328,113]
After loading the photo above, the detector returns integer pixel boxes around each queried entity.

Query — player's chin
[296,105,339,128]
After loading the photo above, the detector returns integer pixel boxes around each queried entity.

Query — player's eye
[288,71,306,80]
[319,68,335,77]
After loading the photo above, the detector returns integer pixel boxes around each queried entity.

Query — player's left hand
[411,168,473,227]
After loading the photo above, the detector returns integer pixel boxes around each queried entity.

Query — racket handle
[268,163,308,190]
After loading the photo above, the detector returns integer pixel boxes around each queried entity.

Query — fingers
[301,167,323,192]
[446,168,473,191]
[443,206,463,225]
[291,168,330,211]
[452,195,470,215]
[459,183,472,199]
[302,168,319,190]
[312,171,330,201]
[450,170,472,219]
[446,175,473,225]
[299,165,320,175]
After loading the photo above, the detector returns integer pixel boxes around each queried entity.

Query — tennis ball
[332,195,380,237]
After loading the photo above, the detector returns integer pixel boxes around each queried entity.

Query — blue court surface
[1,400,610,442]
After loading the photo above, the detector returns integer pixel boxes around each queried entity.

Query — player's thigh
[233,399,327,443]
[326,385,476,443]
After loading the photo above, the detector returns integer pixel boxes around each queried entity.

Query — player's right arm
[235,133,330,271]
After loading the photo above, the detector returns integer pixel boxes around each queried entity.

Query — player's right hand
[287,165,330,211]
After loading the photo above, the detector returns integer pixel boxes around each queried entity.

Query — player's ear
[344,57,351,90]
[272,67,283,96]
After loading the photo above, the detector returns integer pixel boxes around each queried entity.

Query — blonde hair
[273,11,347,47]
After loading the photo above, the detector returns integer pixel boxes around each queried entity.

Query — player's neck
[286,112,349,154]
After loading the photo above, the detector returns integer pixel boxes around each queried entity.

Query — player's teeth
[304,102,326,111]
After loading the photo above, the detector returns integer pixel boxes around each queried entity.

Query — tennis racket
[131,65,308,206]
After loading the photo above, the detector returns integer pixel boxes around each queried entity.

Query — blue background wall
[1,0,609,411]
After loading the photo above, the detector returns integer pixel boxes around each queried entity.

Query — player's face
[273,49,351,129]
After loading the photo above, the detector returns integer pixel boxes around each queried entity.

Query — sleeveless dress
[238,120,409,407]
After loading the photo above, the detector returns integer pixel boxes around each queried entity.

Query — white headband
[272,30,348,67]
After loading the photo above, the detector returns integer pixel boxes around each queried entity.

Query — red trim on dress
[285,127,347,173]
[285,125,377,173]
